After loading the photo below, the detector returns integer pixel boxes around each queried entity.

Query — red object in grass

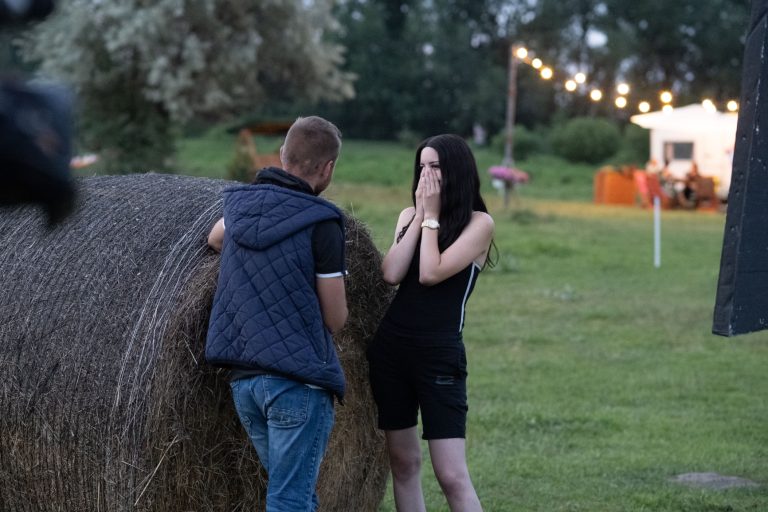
[489,165,529,184]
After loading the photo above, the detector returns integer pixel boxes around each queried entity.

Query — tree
[320,0,509,139]
[405,0,508,137]
[323,0,749,140]
[597,0,747,108]
[20,0,354,172]
[317,0,420,139]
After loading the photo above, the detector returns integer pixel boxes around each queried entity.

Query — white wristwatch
[420,219,440,230]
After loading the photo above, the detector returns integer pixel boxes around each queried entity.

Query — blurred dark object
[713,0,768,336]
[0,0,54,23]
[0,0,75,226]
[0,79,75,225]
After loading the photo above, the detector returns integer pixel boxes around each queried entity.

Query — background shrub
[226,144,255,182]
[551,117,621,164]
[604,123,651,167]
[622,123,650,163]
[491,125,547,161]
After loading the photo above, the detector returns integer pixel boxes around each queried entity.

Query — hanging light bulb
[497,46,742,118]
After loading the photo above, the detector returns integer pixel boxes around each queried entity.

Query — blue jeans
[230,375,335,512]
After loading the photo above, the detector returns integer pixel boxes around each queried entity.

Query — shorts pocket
[429,342,467,385]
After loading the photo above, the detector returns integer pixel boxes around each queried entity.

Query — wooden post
[503,44,519,169]
[500,44,520,210]
[237,128,259,170]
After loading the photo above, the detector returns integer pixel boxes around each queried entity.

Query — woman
[367,134,495,512]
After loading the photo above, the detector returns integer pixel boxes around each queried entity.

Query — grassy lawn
[177,131,768,511]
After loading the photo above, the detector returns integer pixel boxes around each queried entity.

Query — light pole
[503,44,520,169]
[490,44,530,209]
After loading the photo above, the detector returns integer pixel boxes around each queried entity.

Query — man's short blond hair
[282,116,342,177]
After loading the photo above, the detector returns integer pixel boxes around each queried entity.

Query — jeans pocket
[265,377,309,428]
[229,379,251,428]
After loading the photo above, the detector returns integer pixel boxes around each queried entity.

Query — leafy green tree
[600,0,747,107]
[318,0,419,139]
[325,0,748,141]
[403,2,506,137]
[20,0,354,172]
[322,0,509,139]
[511,0,748,122]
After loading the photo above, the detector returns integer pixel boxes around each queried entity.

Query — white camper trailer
[631,104,738,199]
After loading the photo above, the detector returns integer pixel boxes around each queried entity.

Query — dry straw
[0,174,391,511]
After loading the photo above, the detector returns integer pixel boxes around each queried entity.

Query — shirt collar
[253,167,316,196]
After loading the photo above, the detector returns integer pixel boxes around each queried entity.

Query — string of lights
[512,46,739,113]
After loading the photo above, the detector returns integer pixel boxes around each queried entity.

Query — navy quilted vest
[205,184,346,399]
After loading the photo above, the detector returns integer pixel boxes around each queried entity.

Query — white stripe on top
[458,262,481,333]
[316,270,348,278]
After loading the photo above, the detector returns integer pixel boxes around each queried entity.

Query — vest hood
[224,185,342,250]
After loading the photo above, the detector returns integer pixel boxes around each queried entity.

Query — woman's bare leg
[428,438,482,512]
[385,427,427,512]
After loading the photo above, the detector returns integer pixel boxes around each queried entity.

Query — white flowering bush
[21,0,354,172]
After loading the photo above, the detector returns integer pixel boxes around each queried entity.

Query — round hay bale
[0,174,391,511]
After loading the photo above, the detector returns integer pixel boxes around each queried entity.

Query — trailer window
[663,141,694,161]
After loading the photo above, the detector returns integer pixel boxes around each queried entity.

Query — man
[205,116,348,512]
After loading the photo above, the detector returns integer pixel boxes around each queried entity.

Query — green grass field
[177,131,768,511]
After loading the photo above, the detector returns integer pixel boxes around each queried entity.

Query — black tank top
[380,242,481,340]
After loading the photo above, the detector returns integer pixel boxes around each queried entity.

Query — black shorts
[366,327,468,440]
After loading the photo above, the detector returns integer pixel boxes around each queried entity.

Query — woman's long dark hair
[399,134,497,267]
